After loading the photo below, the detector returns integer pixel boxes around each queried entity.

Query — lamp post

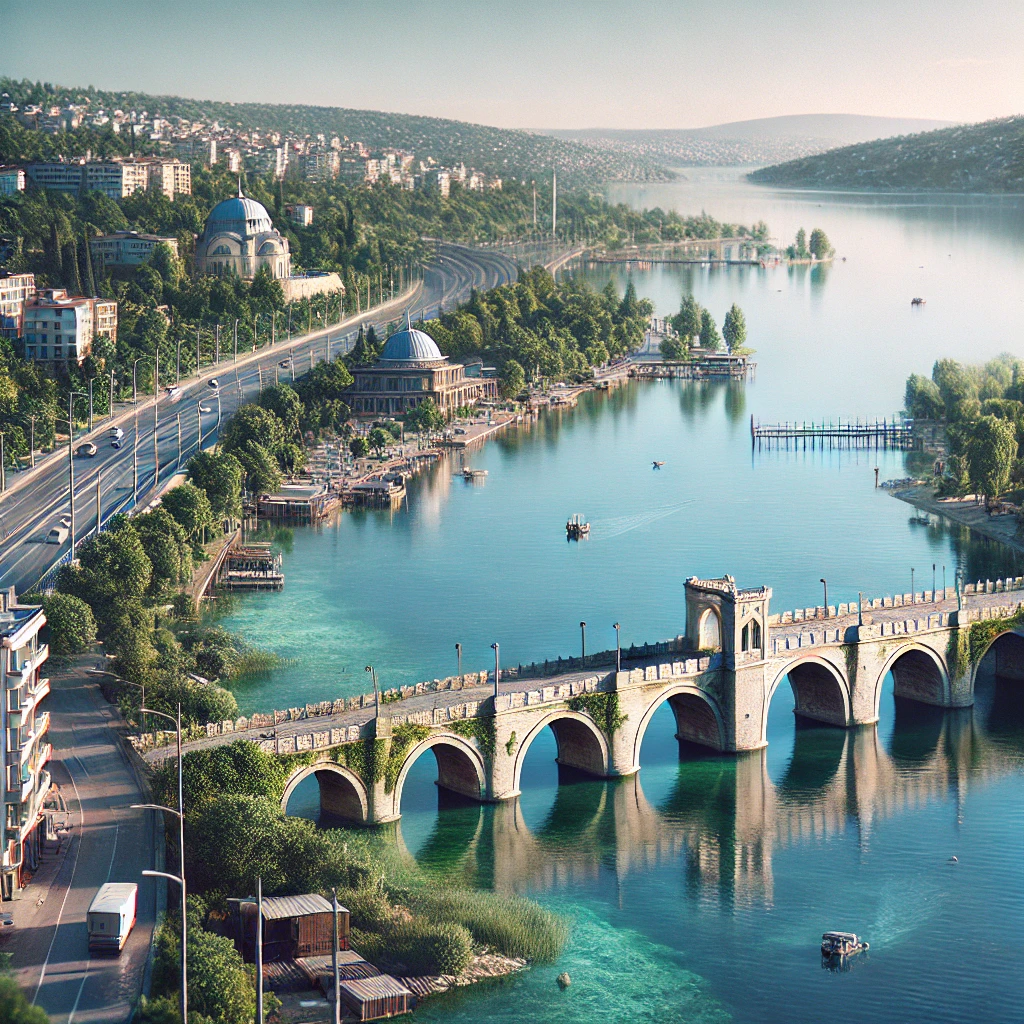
[365,665,379,712]
[68,390,86,560]
[176,337,182,384]
[133,701,185,1023]
[932,563,936,601]
[233,319,239,362]
[28,414,35,469]
[911,568,915,604]
[491,642,499,699]
[613,622,621,673]
[256,877,264,1024]
[455,643,462,681]
[580,621,586,661]
[109,369,115,422]
[132,358,142,405]
[820,578,828,618]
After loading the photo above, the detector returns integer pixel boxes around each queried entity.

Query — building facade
[0,272,36,339]
[0,167,25,195]
[25,159,191,199]
[22,289,117,364]
[194,189,291,281]
[346,325,498,417]
[0,588,50,900]
[90,231,179,269]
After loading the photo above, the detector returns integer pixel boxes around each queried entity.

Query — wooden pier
[750,416,913,450]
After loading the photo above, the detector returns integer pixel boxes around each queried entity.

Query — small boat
[566,514,590,540]
[821,931,869,958]
[652,461,665,469]
[462,468,488,479]
[911,297,926,306]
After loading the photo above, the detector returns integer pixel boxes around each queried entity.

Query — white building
[22,289,117,365]
[194,189,291,281]
[0,272,35,339]
[89,231,178,270]
[0,588,50,900]
[0,167,25,195]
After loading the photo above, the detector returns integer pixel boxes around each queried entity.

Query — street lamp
[911,568,915,604]
[932,563,936,601]
[365,665,379,712]
[613,622,621,673]
[580,621,586,661]
[233,318,239,362]
[132,700,185,1023]
[132,358,143,405]
[455,643,462,680]
[820,578,828,618]
[176,337,182,384]
[67,390,86,561]
[490,642,499,699]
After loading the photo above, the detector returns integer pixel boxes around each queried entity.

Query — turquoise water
[225,169,1024,1023]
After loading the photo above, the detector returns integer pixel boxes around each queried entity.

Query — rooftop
[259,893,337,920]
[379,327,444,364]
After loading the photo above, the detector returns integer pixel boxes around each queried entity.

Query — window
[26,348,35,358]
[54,347,62,358]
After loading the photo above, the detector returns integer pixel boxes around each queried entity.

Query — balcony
[18,712,49,766]
[18,769,50,842]
[7,644,48,683]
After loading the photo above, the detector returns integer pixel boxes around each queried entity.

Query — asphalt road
[9,659,159,1024]
[0,243,517,596]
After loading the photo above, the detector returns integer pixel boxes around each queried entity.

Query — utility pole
[176,413,182,470]
[532,180,537,228]
[552,170,557,237]
[154,348,159,427]
[95,470,101,536]
[0,433,5,494]
[153,400,159,491]
[234,319,239,362]
[491,642,499,701]
[331,888,341,1024]
[28,416,35,469]
[88,378,94,432]
[256,878,264,1024]
[132,412,138,506]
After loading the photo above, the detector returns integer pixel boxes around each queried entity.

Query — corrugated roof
[340,975,413,1001]
[261,893,335,920]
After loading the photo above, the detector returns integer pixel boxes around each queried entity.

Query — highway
[0,243,517,596]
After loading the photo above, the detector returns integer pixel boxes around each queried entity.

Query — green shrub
[41,592,97,655]
[365,918,473,976]
[337,887,395,930]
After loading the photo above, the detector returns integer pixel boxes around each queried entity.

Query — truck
[87,883,137,955]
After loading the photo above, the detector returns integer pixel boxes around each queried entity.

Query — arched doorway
[699,608,722,650]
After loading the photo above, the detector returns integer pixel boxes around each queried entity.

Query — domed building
[194,188,291,281]
[347,320,498,418]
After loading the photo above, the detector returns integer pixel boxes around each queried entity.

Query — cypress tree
[47,223,64,285]
[79,234,96,296]
[62,240,82,295]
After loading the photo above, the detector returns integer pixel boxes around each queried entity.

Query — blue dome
[380,328,444,363]
[204,195,274,237]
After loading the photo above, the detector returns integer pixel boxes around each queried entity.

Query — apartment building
[0,588,50,900]
[25,159,191,199]
[90,231,178,269]
[22,289,117,364]
[285,204,314,227]
[0,272,36,339]
[0,167,25,195]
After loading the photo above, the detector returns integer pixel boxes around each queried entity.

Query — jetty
[750,415,912,450]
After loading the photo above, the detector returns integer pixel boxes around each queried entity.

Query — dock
[220,543,284,592]
[750,415,913,449]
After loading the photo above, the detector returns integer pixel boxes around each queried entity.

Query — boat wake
[593,499,696,540]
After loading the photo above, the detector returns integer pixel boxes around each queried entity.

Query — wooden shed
[228,893,349,963]
[339,975,415,1020]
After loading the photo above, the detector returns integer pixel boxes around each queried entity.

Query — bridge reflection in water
[383,665,1024,904]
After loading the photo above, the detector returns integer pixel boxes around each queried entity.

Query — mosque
[194,187,341,301]
[346,321,498,418]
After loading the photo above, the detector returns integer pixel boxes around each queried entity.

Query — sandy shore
[890,484,1024,554]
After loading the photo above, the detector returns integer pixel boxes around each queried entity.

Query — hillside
[0,78,672,187]
[748,116,1024,191]
[543,114,952,167]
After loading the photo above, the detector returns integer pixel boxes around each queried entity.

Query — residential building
[0,588,50,900]
[0,273,35,339]
[285,204,314,228]
[209,138,217,166]
[224,149,241,174]
[0,167,25,195]
[90,231,178,269]
[25,159,191,199]
[346,323,498,417]
[22,289,117,364]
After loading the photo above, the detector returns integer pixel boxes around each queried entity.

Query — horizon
[4,0,1023,130]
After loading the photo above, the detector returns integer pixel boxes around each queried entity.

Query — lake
[220,168,1024,1023]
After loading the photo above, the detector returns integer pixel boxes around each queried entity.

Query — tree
[932,358,977,420]
[699,308,722,351]
[188,450,243,521]
[904,374,944,419]
[79,233,96,297]
[134,508,193,596]
[671,294,703,342]
[796,227,808,256]
[349,436,370,459]
[62,238,82,294]
[234,440,282,494]
[500,359,525,399]
[259,384,303,439]
[404,399,445,433]
[161,483,215,545]
[659,336,688,361]
[722,304,747,352]
[966,415,1017,503]
[220,404,285,460]
[0,976,49,1024]
[809,228,834,259]
[42,592,97,655]
[368,427,391,457]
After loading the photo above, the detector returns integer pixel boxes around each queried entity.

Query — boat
[911,297,926,305]
[462,468,488,479]
[652,461,665,469]
[566,514,590,540]
[821,931,869,958]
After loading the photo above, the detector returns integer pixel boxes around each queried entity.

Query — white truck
[87,882,137,955]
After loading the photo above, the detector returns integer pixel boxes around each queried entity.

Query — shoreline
[890,484,1024,555]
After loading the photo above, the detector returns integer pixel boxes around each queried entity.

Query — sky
[4,0,1024,130]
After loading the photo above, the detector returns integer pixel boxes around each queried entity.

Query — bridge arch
[633,684,727,760]
[876,643,950,713]
[971,628,1024,687]
[280,760,369,824]
[769,655,851,730]
[390,733,487,819]
[513,710,609,793]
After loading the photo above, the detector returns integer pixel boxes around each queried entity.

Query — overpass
[140,573,1024,826]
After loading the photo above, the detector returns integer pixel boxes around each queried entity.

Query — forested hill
[0,78,672,187]
[748,116,1024,192]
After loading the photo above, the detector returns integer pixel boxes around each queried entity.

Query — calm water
[224,169,1024,1023]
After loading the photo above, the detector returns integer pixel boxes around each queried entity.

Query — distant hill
[543,114,954,167]
[749,116,1024,191]
[0,78,672,187]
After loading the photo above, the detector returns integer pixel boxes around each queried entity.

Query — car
[76,442,98,457]
[165,386,182,402]
[111,438,123,450]
[278,360,290,369]
[454,427,467,435]
[46,526,69,545]
[207,378,219,390]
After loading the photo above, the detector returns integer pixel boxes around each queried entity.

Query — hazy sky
[4,0,1023,129]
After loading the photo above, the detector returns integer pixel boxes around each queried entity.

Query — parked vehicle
[76,442,98,457]
[88,883,137,955]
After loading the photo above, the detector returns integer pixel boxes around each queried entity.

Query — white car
[46,526,69,545]
[76,442,98,457]
[165,386,182,402]
[208,378,220,390]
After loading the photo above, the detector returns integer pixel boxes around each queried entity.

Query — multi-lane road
[0,243,518,596]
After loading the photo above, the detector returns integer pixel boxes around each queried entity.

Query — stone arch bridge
[142,575,1024,826]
